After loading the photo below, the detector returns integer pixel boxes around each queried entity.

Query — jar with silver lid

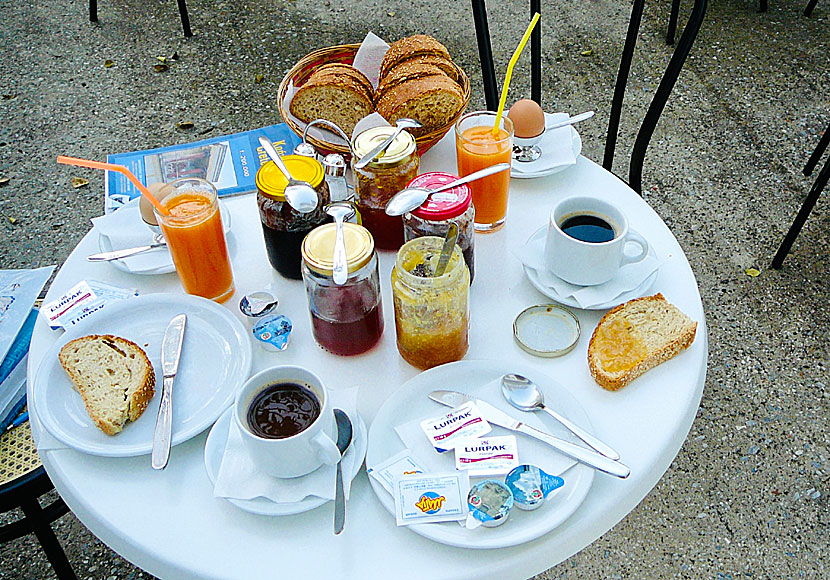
[403,171,476,283]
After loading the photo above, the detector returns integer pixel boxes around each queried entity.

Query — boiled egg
[508,99,545,139]
[138,182,170,226]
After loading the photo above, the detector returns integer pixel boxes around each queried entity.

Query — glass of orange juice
[154,178,235,303]
[455,111,514,232]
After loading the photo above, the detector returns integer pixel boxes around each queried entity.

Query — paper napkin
[213,387,361,504]
[90,200,173,275]
[511,113,577,176]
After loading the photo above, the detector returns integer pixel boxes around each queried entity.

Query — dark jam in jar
[246,382,321,439]
[311,301,384,356]
[358,207,404,250]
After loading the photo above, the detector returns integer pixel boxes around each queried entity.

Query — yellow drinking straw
[493,12,541,134]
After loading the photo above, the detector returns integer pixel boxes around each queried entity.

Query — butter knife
[429,390,630,479]
[87,242,167,261]
[152,314,187,470]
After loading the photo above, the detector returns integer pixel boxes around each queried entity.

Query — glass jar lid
[407,172,472,221]
[352,127,417,167]
[302,222,375,276]
[256,155,324,201]
[513,304,580,357]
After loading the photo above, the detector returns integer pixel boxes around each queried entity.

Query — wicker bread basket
[278,43,471,158]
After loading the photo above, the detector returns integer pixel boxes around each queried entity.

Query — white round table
[28,133,707,580]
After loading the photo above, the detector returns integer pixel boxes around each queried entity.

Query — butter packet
[454,435,519,477]
[394,471,470,526]
[367,449,426,496]
[420,401,491,453]
[42,280,139,330]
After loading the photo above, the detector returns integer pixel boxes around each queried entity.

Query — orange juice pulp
[160,192,234,302]
[456,126,512,227]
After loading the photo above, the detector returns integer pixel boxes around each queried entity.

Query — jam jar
[301,223,384,356]
[403,172,476,283]
[256,155,331,279]
[352,126,419,251]
[391,236,470,369]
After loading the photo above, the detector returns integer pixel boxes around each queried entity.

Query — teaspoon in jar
[258,136,318,213]
[325,202,357,285]
[354,118,422,170]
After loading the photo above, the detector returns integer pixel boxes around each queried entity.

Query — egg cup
[512,133,543,163]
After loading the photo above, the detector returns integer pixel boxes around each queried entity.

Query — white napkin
[511,113,577,175]
[213,388,361,504]
[31,410,69,452]
[393,379,576,479]
[90,199,173,275]
[513,230,663,309]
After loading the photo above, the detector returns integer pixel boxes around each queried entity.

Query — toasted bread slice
[375,74,465,136]
[588,293,697,391]
[290,69,374,136]
[379,34,453,79]
[59,334,156,435]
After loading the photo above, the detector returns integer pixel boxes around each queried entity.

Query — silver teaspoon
[87,233,167,261]
[333,409,353,535]
[258,136,318,213]
[385,162,511,216]
[325,202,356,285]
[353,118,422,170]
[501,373,620,460]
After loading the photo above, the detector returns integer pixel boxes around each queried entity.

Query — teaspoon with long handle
[333,409,353,535]
[353,118,422,170]
[258,136,318,213]
[325,202,356,285]
[501,373,621,460]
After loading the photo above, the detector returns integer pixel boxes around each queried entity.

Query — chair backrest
[470,0,707,193]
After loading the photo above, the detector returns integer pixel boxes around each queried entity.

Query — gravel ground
[1,0,828,578]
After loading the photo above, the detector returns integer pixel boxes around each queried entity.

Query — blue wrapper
[505,464,565,511]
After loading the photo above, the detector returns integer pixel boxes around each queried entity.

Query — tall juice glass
[154,178,235,303]
[455,111,514,232]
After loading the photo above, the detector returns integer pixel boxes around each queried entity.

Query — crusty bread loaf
[379,34,452,79]
[375,74,465,136]
[289,65,374,136]
[59,334,156,435]
[588,293,697,391]
[376,60,454,97]
[313,63,374,98]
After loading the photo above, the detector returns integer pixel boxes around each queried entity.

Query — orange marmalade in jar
[391,236,469,369]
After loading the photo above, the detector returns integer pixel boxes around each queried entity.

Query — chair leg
[804,0,819,16]
[177,0,193,37]
[471,0,499,111]
[759,0,768,12]
[772,153,830,269]
[804,121,830,176]
[89,0,98,22]
[531,0,541,106]
[666,0,681,45]
[18,497,78,580]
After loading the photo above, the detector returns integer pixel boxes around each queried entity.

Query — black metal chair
[471,0,707,194]
[0,421,78,580]
[771,119,830,269]
[89,0,193,37]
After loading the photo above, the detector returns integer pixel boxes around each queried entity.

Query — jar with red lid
[301,223,384,356]
[352,126,419,251]
[256,155,331,279]
[403,172,476,282]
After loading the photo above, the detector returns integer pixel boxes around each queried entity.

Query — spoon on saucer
[258,136,318,213]
[501,373,620,460]
[333,409,353,535]
[385,163,511,216]
[354,118,422,170]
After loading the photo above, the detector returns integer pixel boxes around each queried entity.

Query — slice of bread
[290,67,375,136]
[379,34,452,79]
[375,74,465,136]
[376,61,454,97]
[313,63,374,97]
[59,334,156,435]
[588,293,697,391]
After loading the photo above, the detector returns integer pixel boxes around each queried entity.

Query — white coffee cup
[233,366,341,478]
[544,196,648,286]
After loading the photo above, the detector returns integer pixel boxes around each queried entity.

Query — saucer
[522,226,660,310]
[511,113,582,179]
[204,407,367,516]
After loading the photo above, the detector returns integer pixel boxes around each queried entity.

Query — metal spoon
[545,110,595,131]
[501,373,620,460]
[333,409,353,535]
[353,118,422,170]
[385,162,511,216]
[433,223,458,277]
[87,233,167,261]
[325,202,356,285]
[258,136,318,213]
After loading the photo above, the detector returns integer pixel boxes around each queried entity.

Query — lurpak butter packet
[420,401,491,453]
[394,471,470,526]
[367,449,426,495]
[454,435,519,477]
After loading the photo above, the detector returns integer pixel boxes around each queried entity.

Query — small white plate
[511,117,582,180]
[204,407,368,516]
[523,227,659,311]
[366,360,595,549]
[32,294,252,456]
[96,199,233,276]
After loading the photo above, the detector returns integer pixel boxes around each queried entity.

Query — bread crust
[587,293,697,391]
[375,74,464,135]
[380,34,452,78]
[312,63,374,99]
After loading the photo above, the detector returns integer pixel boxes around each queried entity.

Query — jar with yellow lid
[391,236,470,369]
[301,222,384,356]
[352,126,419,251]
[256,155,330,279]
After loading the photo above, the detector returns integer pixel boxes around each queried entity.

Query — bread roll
[375,74,465,136]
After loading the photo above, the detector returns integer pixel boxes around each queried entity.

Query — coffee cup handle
[621,230,649,265]
[312,431,342,466]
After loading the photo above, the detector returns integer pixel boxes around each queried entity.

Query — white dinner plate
[510,122,582,179]
[96,199,233,276]
[523,226,659,311]
[32,293,253,457]
[203,407,368,516]
[366,360,595,549]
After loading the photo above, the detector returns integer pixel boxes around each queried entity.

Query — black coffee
[247,382,321,439]
[560,214,615,243]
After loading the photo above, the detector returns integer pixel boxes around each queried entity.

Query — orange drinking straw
[493,12,541,135]
[57,155,170,215]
